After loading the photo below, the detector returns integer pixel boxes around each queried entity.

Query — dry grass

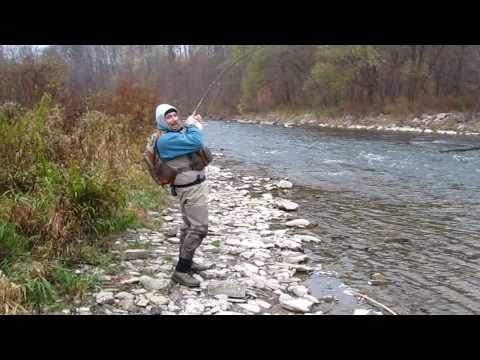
[0,271,27,315]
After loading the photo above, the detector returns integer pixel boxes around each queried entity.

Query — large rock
[207,281,247,298]
[279,294,314,313]
[276,199,299,211]
[139,276,170,291]
[123,249,152,260]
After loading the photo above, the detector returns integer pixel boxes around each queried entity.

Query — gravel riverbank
[57,157,383,315]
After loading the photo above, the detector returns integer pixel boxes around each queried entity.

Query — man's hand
[185,113,204,130]
[187,114,203,123]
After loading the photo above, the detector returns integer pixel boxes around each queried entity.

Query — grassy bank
[0,95,167,314]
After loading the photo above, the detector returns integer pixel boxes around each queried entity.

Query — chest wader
[164,154,209,276]
[175,180,209,265]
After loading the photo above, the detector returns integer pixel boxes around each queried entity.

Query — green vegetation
[0,95,167,313]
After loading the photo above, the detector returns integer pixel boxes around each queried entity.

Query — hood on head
[155,104,178,131]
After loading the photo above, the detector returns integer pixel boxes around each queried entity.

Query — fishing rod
[191,45,267,116]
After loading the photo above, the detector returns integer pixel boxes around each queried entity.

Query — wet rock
[368,273,388,286]
[278,294,314,313]
[285,219,311,228]
[283,254,308,264]
[207,281,247,298]
[276,199,299,211]
[277,180,293,189]
[293,234,322,243]
[275,239,303,251]
[290,285,309,297]
[123,249,152,260]
[353,309,371,315]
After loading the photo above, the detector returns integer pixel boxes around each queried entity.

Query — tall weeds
[0,94,166,313]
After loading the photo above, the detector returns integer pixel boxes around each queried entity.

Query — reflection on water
[204,120,480,314]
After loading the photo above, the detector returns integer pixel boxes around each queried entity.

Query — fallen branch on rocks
[353,292,398,315]
[440,146,480,153]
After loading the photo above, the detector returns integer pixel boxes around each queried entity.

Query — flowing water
[204,119,480,315]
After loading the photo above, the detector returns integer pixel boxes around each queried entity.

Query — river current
[204,120,480,315]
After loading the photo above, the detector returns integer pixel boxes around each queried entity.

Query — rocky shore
[209,111,480,136]
[58,156,382,315]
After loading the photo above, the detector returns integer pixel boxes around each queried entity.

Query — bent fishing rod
[191,46,267,116]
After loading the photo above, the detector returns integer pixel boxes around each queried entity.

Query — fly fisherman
[154,104,211,287]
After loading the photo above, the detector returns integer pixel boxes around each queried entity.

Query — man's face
[165,111,180,130]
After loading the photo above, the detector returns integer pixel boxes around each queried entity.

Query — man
[155,104,210,287]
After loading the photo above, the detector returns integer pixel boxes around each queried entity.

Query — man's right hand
[187,114,203,123]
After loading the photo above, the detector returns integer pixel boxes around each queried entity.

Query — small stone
[290,285,309,297]
[123,249,151,260]
[354,309,371,315]
[215,311,244,315]
[369,273,388,286]
[279,294,314,313]
[285,219,310,228]
[254,299,271,309]
[115,291,135,300]
[284,254,308,264]
[277,180,293,189]
[184,299,205,315]
[95,291,115,305]
[293,235,322,243]
[118,299,137,312]
[238,303,261,314]
[76,307,92,315]
[131,288,147,295]
[146,294,169,306]
[276,199,299,211]
[135,295,150,307]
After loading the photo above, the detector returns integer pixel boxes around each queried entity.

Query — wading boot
[171,271,201,287]
[174,261,213,273]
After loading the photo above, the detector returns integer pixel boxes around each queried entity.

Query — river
[204,119,480,315]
